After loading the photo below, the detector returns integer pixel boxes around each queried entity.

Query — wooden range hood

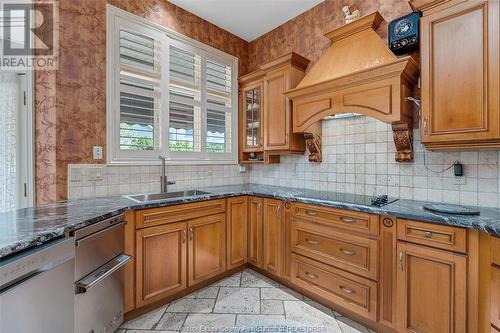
[286,12,419,162]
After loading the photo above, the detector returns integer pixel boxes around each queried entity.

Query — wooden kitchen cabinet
[263,199,284,277]
[247,197,264,268]
[396,241,467,333]
[238,53,309,163]
[188,214,226,286]
[492,264,500,331]
[226,197,248,269]
[416,0,500,150]
[135,222,187,308]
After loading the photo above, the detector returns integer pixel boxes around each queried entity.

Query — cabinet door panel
[263,199,283,277]
[242,82,264,152]
[226,197,248,269]
[492,265,500,330]
[421,0,500,144]
[136,222,187,307]
[188,214,226,286]
[396,242,467,333]
[264,70,289,150]
[248,197,264,267]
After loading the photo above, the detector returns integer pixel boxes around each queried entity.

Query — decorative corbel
[304,122,322,163]
[392,123,413,162]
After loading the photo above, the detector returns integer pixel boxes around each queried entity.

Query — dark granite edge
[2,186,500,260]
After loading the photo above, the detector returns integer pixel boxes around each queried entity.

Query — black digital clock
[389,11,421,55]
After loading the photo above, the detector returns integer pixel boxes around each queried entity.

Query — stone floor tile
[214,287,260,314]
[337,316,371,333]
[166,298,214,313]
[156,312,187,331]
[211,272,242,287]
[120,269,370,333]
[181,313,236,333]
[125,330,179,333]
[241,270,280,288]
[261,299,285,315]
[261,287,301,300]
[278,285,306,300]
[195,285,219,299]
[304,299,335,317]
[235,314,286,327]
[284,300,342,332]
[120,305,167,329]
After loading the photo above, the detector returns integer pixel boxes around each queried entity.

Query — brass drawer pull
[340,248,356,256]
[423,231,433,238]
[340,217,356,224]
[305,272,319,280]
[306,238,318,245]
[305,210,319,216]
[340,286,356,294]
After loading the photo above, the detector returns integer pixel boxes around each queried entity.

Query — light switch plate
[93,146,103,160]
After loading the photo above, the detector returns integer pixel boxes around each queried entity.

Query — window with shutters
[107,5,238,164]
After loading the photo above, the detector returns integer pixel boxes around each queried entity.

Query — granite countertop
[1,183,500,260]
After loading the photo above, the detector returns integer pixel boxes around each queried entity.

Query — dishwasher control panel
[0,237,74,290]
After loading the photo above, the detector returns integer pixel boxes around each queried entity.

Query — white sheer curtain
[0,72,18,212]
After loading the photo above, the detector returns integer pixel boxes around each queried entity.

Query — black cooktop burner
[370,195,398,207]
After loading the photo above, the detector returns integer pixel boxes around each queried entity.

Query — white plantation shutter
[206,59,233,156]
[107,6,237,164]
[168,43,202,154]
[119,29,162,151]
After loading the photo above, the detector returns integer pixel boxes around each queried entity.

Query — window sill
[107,159,239,166]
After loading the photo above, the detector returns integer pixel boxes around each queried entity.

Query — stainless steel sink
[125,190,212,203]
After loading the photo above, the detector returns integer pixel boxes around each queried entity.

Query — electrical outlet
[239,165,247,173]
[93,146,103,160]
[453,176,466,185]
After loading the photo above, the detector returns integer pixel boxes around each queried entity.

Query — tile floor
[118,269,374,333]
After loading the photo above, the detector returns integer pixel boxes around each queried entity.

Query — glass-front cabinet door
[242,83,263,151]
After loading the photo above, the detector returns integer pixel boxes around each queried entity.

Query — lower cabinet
[248,197,264,268]
[396,241,467,333]
[136,222,187,308]
[188,214,226,286]
[492,264,500,331]
[263,199,284,277]
[226,197,248,269]
[135,211,226,308]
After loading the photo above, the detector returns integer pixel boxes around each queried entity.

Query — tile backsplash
[250,116,500,208]
[68,116,500,208]
[68,164,248,200]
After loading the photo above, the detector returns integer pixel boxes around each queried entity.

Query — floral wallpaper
[247,0,412,72]
[35,0,249,203]
[35,0,413,203]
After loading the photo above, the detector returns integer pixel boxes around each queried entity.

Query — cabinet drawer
[397,219,467,253]
[291,219,378,280]
[492,237,500,266]
[290,254,377,321]
[292,203,379,236]
[136,199,225,229]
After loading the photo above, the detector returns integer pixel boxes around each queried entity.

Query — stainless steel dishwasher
[0,237,75,333]
[72,214,131,333]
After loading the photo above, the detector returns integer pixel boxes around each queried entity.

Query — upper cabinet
[238,53,310,164]
[414,0,500,150]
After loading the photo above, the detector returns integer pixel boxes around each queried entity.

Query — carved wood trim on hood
[286,11,420,163]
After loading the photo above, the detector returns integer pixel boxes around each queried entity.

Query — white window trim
[106,4,239,165]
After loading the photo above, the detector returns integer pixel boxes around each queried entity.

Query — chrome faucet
[159,156,175,193]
